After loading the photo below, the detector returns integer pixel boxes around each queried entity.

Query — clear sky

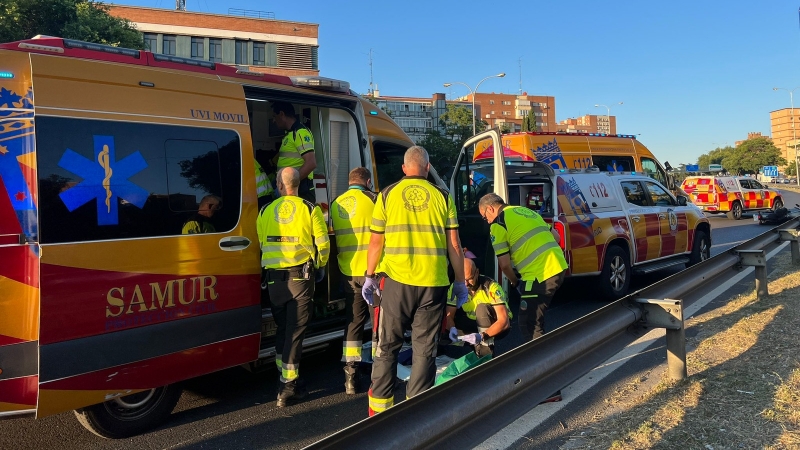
[122,0,800,166]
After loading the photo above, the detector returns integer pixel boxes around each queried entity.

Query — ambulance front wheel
[74,384,182,439]
[599,245,630,300]
[726,201,743,220]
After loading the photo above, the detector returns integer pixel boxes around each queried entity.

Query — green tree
[521,111,537,132]
[785,162,797,177]
[0,0,143,48]
[696,146,731,169]
[722,137,787,175]
[417,129,459,175]
[438,104,486,144]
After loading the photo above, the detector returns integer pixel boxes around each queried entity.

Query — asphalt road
[2,190,798,450]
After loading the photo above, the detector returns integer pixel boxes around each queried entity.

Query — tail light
[552,220,566,250]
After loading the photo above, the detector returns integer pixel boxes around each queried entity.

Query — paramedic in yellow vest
[257,167,330,407]
[445,258,511,358]
[362,146,469,416]
[330,167,378,395]
[271,101,317,204]
[479,193,567,341]
[255,159,274,208]
[182,195,221,234]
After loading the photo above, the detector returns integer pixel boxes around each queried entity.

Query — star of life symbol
[401,184,430,212]
[58,135,148,226]
[275,198,297,224]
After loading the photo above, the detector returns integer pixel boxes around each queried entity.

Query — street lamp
[444,72,506,135]
[773,87,800,186]
[594,102,623,134]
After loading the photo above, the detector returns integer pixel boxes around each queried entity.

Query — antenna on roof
[368,48,374,96]
[176,0,186,11]
[518,57,522,95]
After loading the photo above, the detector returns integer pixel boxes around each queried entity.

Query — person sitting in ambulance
[445,258,512,357]
[182,195,221,234]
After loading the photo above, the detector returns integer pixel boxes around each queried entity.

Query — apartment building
[459,92,556,133]
[108,5,319,77]
[556,114,617,135]
[769,109,799,167]
[734,131,771,147]
[369,91,472,143]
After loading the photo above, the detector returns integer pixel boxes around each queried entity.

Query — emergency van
[473,132,679,194]
[0,36,429,437]
[680,175,783,220]
[454,130,711,300]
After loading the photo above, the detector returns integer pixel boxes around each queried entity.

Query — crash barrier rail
[306,217,800,450]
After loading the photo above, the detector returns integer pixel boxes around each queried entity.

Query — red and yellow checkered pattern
[682,177,780,213]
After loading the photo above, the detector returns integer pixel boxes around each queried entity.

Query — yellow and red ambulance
[0,36,420,437]
[680,175,783,220]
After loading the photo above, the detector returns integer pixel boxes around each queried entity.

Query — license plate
[753,215,759,222]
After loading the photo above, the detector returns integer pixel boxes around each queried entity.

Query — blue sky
[125,1,800,166]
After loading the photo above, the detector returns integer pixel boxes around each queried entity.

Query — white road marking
[475,242,789,450]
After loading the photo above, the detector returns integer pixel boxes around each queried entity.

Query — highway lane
[2,190,798,450]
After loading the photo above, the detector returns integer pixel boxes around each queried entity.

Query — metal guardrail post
[635,299,686,380]
[778,228,800,265]
[736,249,768,300]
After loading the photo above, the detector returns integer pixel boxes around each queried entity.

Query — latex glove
[460,332,482,345]
[314,267,326,283]
[362,277,380,306]
[452,282,469,308]
[448,327,459,342]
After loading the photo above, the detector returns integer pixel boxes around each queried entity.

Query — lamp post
[773,87,800,186]
[444,72,506,136]
[594,102,623,134]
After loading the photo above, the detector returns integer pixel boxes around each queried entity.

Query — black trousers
[370,277,447,406]
[298,178,316,204]
[267,268,315,383]
[342,276,372,368]
[518,270,566,341]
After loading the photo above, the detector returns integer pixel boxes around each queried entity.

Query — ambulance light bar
[63,39,141,58]
[291,76,350,93]
[0,72,14,79]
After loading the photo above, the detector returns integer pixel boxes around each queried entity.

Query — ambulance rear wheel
[687,230,711,267]
[726,201,742,220]
[74,384,182,439]
[599,246,630,300]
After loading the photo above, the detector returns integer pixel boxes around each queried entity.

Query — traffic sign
[686,164,699,172]
[762,166,778,178]
[708,164,723,172]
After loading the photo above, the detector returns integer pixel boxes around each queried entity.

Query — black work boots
[276,379,308,407]
[344,365,359,395]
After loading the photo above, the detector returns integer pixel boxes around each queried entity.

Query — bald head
[402,146,430,176]
[277,167,300,196]
[464,257,479,289]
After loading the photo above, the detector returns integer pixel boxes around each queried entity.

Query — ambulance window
[644,181,675,207]
[592,155,634,172]
[372,142,407,190]
[751,180,765,189]
[36,117,241,244]
[620,181,648,207]
[641,157,667,185]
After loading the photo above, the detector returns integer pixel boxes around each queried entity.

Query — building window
[253,42,266,66]
[191,37,204,59]
[490,100,495,105]
[235,40,247,64]
[502,100,511,105]
[162,35,176,56]
[143,33,157,52]
[209,39,222,63]
[502,111,510,116]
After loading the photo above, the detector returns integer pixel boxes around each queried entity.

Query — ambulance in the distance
[0,36,431,437]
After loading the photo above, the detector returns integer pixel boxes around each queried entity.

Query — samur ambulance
[453,130,711,300]
[0,36,432,438]
[680,175,783,221]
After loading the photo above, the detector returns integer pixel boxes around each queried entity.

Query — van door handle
[658,213,666,219]
[630,215,641,222]
[219,237,251,251]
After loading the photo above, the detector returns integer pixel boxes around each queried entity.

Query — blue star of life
[58,135,148,226]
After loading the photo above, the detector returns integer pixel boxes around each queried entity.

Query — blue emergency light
[369,111,378,115]
[0,72,14,79]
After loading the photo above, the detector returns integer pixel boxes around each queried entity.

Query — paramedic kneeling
[445,258,511,357]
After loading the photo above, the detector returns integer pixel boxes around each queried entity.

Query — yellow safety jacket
[331,185,379,276]
[370,176,458,287]
[447,276,512,320]
[257,195,330,269]
[255,159,273,199]
[490,205,567,282]
[277,121,315,181]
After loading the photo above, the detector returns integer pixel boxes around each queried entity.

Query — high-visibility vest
[257,195,330,269]
[277,121,314,181]
[370,176,458,287]
[446,276,513,320]
[255,160,273,199]
[490,205,567,282]
[331,186,378,276]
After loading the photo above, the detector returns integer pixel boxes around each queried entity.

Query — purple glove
[448,327,459,342]
[459,332,482,345]
[362,276,380,306]
[452,281,469,308]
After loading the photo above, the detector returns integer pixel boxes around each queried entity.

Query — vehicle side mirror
[677,196,688,206]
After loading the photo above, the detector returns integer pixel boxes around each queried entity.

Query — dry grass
[571,250,800,450]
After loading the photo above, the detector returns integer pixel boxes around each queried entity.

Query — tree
[0,0,143,49]
[696,146,731,169]
[521,111,537,132]
[417,129,459,176]
[722,137,786,175]
[438,104,486,144]
[785,162,797,177]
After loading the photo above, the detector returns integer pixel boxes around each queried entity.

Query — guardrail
[305,217,800,450]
